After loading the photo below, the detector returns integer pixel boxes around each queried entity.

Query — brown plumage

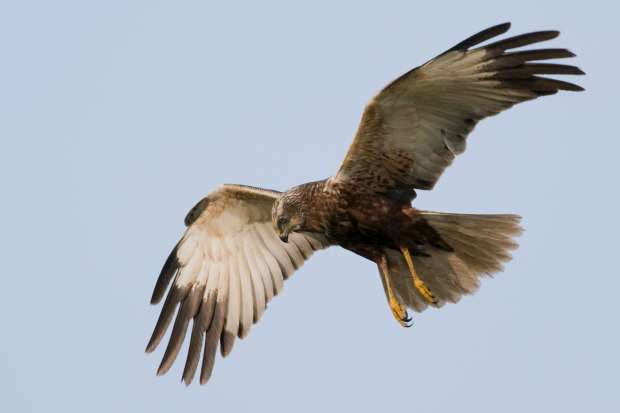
[146,23,583,385]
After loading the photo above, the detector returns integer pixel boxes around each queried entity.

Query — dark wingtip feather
[529,63,584,75]
[182,327,204,385]
[552,49,576,58]
[182,292,217,385]
[145,341,156,353]
[449,22,512,52]
[145,286,189,353]
[200,301,226,385]
[494,63,586,79]
[506,76,585,94]
[220,331,235,357]
[567,83,585,92]
[538,77,585,92]
[150,245,179,304]
[485,30,560,51]
[156,284,205,376]
[496,49,577,67]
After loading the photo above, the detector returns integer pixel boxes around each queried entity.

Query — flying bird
[146,22,583,385]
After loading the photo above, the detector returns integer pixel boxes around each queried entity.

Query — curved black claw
[401,312,414,328]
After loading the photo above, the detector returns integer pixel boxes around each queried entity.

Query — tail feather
[386,212,522,312]
[426,212,522,274]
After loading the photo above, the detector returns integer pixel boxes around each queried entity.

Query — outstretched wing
[334,22,584,194]
[145,184,327,385]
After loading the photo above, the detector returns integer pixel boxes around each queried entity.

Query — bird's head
[272,187,307,243]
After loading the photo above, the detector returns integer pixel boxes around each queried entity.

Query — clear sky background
[1,1,618,412]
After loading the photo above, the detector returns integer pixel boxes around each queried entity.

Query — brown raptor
[146,22,583,385]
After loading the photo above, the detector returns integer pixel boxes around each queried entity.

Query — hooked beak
[279,228,290,243]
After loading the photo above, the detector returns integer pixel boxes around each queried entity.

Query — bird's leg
[378,255,412,327]
[401,247,437,305]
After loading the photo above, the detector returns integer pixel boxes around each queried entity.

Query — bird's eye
[277,216,288,228]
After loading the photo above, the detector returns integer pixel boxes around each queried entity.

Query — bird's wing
[333,22,583,194]
[146,184,327,385]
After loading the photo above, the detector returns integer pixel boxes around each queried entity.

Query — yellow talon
[378,256,412,327]
[388,291,410,327]
[401,247,437,305]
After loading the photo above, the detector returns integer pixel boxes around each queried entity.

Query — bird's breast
[324,194,407,247]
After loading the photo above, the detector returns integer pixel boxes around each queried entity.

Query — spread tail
[385,212,523,312]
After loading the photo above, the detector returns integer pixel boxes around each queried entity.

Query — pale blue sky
[1,1,618,412]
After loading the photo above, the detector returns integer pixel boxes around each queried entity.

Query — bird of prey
[146,22,583,385]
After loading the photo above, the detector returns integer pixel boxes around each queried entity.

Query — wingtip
[145,338,157,353]
[537,30,561,43]
[220,331,235,357]
[558,79,586,92]
[547,30,561,38]
[446,22,513,53]
[157,360,171,376]
[496,22,512,32]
